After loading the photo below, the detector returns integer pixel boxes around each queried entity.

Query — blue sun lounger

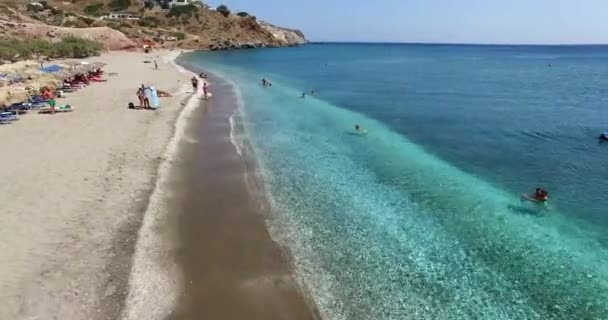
[0,111,18,122]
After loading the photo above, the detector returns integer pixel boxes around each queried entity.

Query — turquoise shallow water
[178,44,608,320]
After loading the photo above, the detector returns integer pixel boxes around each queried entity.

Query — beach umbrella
[0,87,28,105]
[90,61,107,68]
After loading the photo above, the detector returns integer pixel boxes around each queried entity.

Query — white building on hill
[168,0,197,6]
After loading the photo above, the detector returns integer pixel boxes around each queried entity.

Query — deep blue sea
[179,44,608,320]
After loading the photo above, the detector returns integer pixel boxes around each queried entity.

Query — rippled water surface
[178,44,608,320]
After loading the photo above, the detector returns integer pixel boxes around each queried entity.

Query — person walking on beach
[154,60,158,70]
[202,82,209,100]
[191,76,198,93]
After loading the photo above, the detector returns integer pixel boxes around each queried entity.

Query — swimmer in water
[355,124,366,134]
[533,188,549,202]
[599,130,608,142]
[521,188,549,207]
[301,92,306,98]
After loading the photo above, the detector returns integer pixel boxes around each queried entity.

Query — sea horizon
[308,41,608,47]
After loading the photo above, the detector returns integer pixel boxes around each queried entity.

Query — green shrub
[83,3,103,16]
[173,32,186,40]
[0,37,102,62]
[108,0,131,11]
[236,11,248,17]
[29,40,53,59]
[216,5,230,17]
[0,39,31,61]
[53,36,103,58]
[166,4,197,18]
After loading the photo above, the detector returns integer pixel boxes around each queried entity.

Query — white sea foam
[229,111,243,157]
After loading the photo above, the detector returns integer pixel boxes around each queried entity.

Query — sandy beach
[0,50,318,319]
[0,50,193,319]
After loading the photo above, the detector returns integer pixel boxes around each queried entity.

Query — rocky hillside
[0,0,307,51]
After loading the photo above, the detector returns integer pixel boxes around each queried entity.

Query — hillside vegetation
[0,36,102,62]
[0,0,307,51]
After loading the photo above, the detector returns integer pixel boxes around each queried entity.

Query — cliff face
[260,22,308,46]
[0,1,307,51]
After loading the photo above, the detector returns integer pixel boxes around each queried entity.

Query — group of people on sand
[191,76,209,99]
[134,84,172,109]
[136,85,151,109]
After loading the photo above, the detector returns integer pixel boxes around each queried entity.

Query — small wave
[229,111,243,157]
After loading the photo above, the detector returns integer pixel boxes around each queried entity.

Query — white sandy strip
[0,50,193,319]
[121,51,204,320]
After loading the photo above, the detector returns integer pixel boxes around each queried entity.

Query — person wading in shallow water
[191,76,198,92]
[202,82,209,100]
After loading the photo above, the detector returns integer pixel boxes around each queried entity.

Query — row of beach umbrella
[0,60,106,105]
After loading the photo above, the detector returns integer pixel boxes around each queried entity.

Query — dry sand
[0,50,195,320]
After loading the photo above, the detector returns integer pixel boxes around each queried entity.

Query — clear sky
[205,0,608,44]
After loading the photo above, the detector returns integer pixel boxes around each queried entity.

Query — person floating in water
[522,188,549,205]
[599,130,608,142]
[533,188,549,202]
[355,124,367,134]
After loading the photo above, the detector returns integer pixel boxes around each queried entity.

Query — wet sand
[169,75,320,319]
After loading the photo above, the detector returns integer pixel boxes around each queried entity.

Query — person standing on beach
[43,87,55,114]
[136,86,145,108]
[202,82,209,100]
[191,76,198,93]
[154,60,158,70]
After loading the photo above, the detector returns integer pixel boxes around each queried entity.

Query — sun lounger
[38,104,73,114]
[30,96,49,103]
[5,103,29,113]
[0,112,18,121]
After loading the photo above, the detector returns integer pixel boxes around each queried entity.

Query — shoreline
[120,50,202,320]
[166,55,322,319]
[0,47,320,319]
